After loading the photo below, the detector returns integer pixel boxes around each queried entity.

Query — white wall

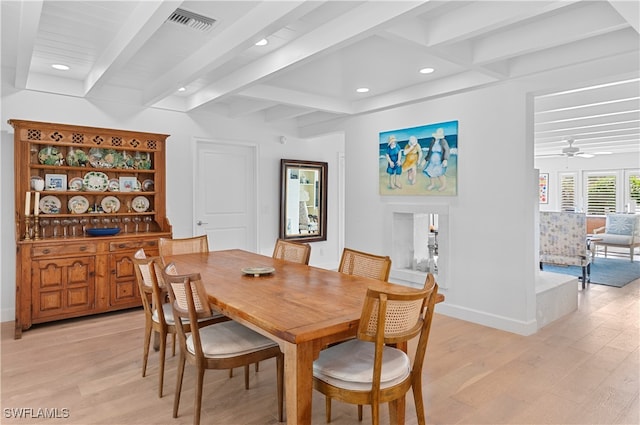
[339,83,539,335]
[535,153,640,212]
[0,89,344,322]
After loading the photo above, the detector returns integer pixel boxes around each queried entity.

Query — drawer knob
[119,244,126,249]
[80,246,87,251]
[42,249,50,254]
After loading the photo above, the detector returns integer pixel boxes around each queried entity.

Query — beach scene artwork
[379,120,458,196]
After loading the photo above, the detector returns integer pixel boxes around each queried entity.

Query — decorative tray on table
[241,267,275,277]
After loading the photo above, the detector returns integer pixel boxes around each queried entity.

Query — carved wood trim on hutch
[9,119,172,339]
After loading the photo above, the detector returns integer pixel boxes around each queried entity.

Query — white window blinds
[585,174,616,215]
[560,174,576,211]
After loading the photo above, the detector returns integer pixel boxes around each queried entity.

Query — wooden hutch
[9,119,172,338]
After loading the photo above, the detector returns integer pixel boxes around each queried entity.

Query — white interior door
[194,140,257,252]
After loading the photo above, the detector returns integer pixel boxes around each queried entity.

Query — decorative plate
[142,179,154,191]
[107,178,120,192]
[68,195,89,214]
[88,148,107,168]
[86,227,121,236]
[83,171,109,191]
[241,266,275,277]
[38,146,64,166]
[133,152,152,170]
[68,177,84,191]
[131,196,150,212]
[39,195,61,214]
[101,196,121,213]
[66,148,88,167]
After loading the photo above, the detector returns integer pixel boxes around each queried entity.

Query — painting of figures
[379,120,458,196]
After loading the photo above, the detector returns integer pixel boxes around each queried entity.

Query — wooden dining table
[165,249,443,425]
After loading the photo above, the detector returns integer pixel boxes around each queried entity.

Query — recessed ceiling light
[51,64,70,71]
[255,39,268,46]
[356,87,369,93]
[177,87,186,92]
[419,67,435,74]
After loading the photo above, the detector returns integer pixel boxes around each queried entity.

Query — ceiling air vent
[167,8,216,32]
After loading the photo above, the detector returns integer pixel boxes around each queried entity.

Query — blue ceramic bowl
[86,227,121,236]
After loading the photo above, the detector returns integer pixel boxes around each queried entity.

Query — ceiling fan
[536,138,595,158]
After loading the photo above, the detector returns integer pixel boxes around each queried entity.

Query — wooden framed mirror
[280,159,327,242]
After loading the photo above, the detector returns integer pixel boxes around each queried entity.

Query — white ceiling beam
[238,85,352,115]
[426,0,579,46]
[608,0,640,33]
[228,98,278,118]
[264,105,310,122]
[473,2,628,65]
[186,1,426,111]
[143,1,312,106]
[351,71,497,114]
[14,0,43,89]
[537,98,640,124]
[536,77,640,112]
[508,29,639,78]
[84,1,181,96]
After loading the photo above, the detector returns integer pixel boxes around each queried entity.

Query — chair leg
[412,377,426,425]
[325,396,332,423]
[358,405,363,421]
[255,361,260,372]
[171,333,176,356]
[276,354,284,423]
[244,364,250,389]
[581,266,587,290]
[173,353,185,419]
[371,402,379,425]
[158,330,167,398]
[229,368,233,378]
[142,319,152,377]
[194,368,205,425]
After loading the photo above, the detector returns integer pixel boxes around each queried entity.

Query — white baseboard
[435,303,538,336]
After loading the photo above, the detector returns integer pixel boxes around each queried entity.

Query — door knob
[196,220,208,226]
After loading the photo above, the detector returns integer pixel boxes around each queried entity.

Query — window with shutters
[585,173,617,215]
[560,173,577,211]
[627,170,640,213]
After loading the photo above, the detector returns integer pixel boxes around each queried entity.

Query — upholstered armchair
[539,211,591,289]
[592,213,640,262]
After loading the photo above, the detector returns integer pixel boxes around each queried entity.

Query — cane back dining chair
[313,273,439,425]
[132,249,227,398]
[162,264,284,425]
[272,238,311,265]
[339,248,392,281]
[159,235,209,257]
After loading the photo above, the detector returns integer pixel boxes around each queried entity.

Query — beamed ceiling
[1,1,639,155]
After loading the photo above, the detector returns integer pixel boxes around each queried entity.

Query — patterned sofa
[592,213,640,262]
[539,211,591,289]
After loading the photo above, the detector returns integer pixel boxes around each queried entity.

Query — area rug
[541,257,640,288]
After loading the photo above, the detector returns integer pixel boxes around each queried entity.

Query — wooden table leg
[284,341,314,425]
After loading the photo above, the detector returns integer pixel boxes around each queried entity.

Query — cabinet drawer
[109,239,158,252]
[32,243,96,257]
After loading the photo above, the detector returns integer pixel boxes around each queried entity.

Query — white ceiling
[1,0,639,156]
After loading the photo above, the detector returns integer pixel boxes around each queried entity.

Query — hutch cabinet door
[109,252,141,307]
[31,257,96,319]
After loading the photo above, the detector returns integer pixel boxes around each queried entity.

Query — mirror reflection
[280,159,327,242]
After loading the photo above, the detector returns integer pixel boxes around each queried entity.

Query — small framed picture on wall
[539,173,549,204]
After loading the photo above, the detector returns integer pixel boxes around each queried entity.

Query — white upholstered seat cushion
[313,339,410,391]
[187,320,277,358]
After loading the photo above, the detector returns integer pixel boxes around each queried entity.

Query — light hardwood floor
[2,277,638,425]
